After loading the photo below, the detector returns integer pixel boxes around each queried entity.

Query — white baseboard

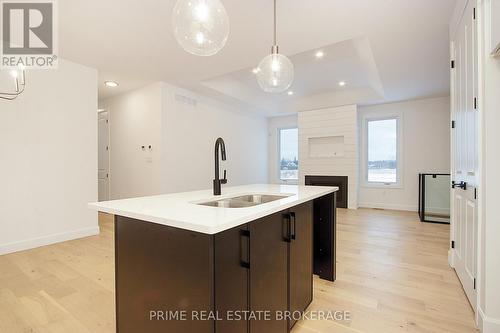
[0,226,100,256]
[479,306,500,333]
[358,202,417,212]
[448,249,454,267]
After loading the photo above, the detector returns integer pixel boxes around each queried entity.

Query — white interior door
[98,111,110,201]
[451,0,478,311]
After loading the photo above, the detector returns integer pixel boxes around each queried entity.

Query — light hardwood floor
[0,210,478,333]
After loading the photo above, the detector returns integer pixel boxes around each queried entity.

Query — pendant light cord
[273,0,277,46]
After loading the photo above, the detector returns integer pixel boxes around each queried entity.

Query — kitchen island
[89,184,337,333]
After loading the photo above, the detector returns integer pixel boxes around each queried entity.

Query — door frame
[474,0,486,327]
[98,109,111,201]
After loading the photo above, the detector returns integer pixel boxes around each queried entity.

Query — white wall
[0,60,98,255]
[268,115,298,184]
[298,105,359,209]
[358,97,450,211]
[161,83,268,193]
[478,0,500,330]
[100,83,163,199]
[101,82,268,198]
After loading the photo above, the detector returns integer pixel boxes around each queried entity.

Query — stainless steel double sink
[197,194,292,208]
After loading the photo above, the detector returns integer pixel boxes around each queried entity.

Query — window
[279,128,298,181]
[366,117,400,185]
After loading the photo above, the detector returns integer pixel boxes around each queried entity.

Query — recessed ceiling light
[252,67,260,74]
[315,51,325,59]
[287,91,294,95]
[104,81,119,88]
[338,81,346,87]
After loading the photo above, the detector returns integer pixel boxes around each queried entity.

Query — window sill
[279,180,299,185]
[362,182,403,189]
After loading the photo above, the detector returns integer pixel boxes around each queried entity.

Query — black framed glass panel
[419,174,451,224]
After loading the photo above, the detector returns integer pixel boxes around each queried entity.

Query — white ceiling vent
[175,94,198,107]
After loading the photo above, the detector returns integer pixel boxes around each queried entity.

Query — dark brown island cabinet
[114,192,336,333]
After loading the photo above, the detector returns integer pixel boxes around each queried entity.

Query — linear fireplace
[305,175,348,209]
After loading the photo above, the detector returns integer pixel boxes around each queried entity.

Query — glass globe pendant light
[172,0,230,56]
[1,65,26,101]
[256,0,294,93]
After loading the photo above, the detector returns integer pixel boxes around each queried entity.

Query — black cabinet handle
[240,230,250,268]
[282,213,292,243]
[290,212,296,240]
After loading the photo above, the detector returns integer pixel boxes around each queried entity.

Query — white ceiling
[57,0,456,115]
[201,37,386,114]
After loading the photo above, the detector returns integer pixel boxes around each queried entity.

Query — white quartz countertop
[89,184,338,234]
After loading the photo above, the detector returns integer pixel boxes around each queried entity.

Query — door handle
[452,181,467,190]
[240,230,250,268]
[290,212,296,240]
[282,213,292,243]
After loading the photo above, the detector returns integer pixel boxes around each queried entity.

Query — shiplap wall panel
[298,105,358,209]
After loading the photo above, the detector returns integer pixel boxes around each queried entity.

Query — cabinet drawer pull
[290,212,296,240]
[283,213,292,243]
[240,229,250,269]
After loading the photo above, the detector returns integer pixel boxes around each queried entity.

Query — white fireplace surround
[298,105,359,209]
